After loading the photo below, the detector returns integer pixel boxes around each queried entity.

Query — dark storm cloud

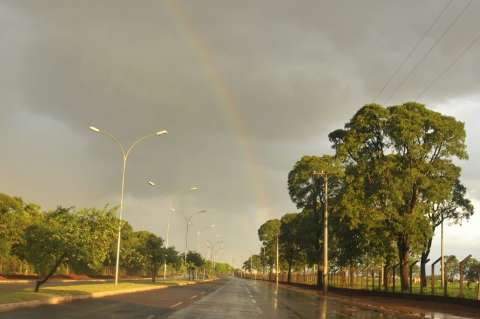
[1,0,479,263]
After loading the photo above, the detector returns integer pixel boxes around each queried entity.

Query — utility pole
[323,172,329,294]
[313,170,329,293]
[250,256,253,279]
[441,220,445,288]
[276,233,279,285]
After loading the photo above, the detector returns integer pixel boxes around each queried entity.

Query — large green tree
[0,193,41,272]
[18,206,118,291]
[242,255,262,273]
[139,233,165,283]
[279,213,304,283]
[258,219,280,280]
[71,207,118,275]
[420,180,473,287]
[329,102,468,291]
[186,251,204,280]
[287,155,343,287]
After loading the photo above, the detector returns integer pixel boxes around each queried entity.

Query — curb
[0,283,184,313]
[0,278,154,284]
[0,279,110,284]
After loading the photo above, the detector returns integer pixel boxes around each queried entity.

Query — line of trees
[0,193,231,291]
[244,102,477,292]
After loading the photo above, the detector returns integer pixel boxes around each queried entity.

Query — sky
[1,0,479,267]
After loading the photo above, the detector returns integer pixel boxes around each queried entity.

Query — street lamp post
[147,182,199,279]
[89,126,167,286]
[184,210,207,264]
[441,220,445,288]
[195,224,215,252]
[163,208,175,280]
[206,240,223,276]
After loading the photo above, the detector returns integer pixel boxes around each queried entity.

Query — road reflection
[254,280,452,319]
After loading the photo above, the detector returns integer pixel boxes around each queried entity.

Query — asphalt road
[0,281,222,319]
[167,278,403,319]
[1,278,469,319]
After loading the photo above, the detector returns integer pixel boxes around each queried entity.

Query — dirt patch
[327,291,480,319]
[88,274,114,279]
[2,274,38,280]
[50,274,92,280]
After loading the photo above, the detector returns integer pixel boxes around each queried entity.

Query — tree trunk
[287,260,292,283]
[349,266,355,288]
[35,254,66,292]
[420,255,427,288]
[420,237,432,288]
[152,264,157,283]
[317,260,322,288]
[383,264,389,290]
[397,238,410,292]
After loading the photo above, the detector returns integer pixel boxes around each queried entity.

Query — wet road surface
[167,278,404,319]
[1,278,475,318]
[0,281,222,319]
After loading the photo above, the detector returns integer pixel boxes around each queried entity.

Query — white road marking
[170,301,184,308]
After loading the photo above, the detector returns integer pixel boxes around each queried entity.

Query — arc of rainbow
[166,0,271,221]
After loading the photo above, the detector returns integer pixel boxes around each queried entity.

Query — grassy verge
[0,280,193,305]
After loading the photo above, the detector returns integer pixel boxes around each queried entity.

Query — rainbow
[166,0,272,222]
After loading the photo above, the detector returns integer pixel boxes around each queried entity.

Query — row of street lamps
[89,126,215,285]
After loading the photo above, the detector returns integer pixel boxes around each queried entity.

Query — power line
[416,30,480,99]
[386,0,473,103]
[375,0,454,101]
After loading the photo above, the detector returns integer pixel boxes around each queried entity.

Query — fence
[238,260,480,301]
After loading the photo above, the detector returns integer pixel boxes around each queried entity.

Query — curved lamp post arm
[126,130,167,158]
[90,126,126,157]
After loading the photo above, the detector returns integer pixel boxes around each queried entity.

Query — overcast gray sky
[1,0,479,267]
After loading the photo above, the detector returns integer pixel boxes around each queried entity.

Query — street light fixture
[195,224,215,251]
[206,239,224,275]
[89,125,167,286]
[184,209,207,264]
[147,180,156,186]
[147,180,205,280]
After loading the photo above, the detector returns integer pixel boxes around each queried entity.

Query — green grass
[0,280,193,305]
[0,291,55,304]
[262,273,480,300]
[329,277,479,300]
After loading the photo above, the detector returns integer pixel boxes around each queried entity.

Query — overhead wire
[416,29,480,99]
[385,0,473,103]
[375,0,454,101]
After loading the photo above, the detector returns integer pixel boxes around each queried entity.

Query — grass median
[0,280,194,305]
